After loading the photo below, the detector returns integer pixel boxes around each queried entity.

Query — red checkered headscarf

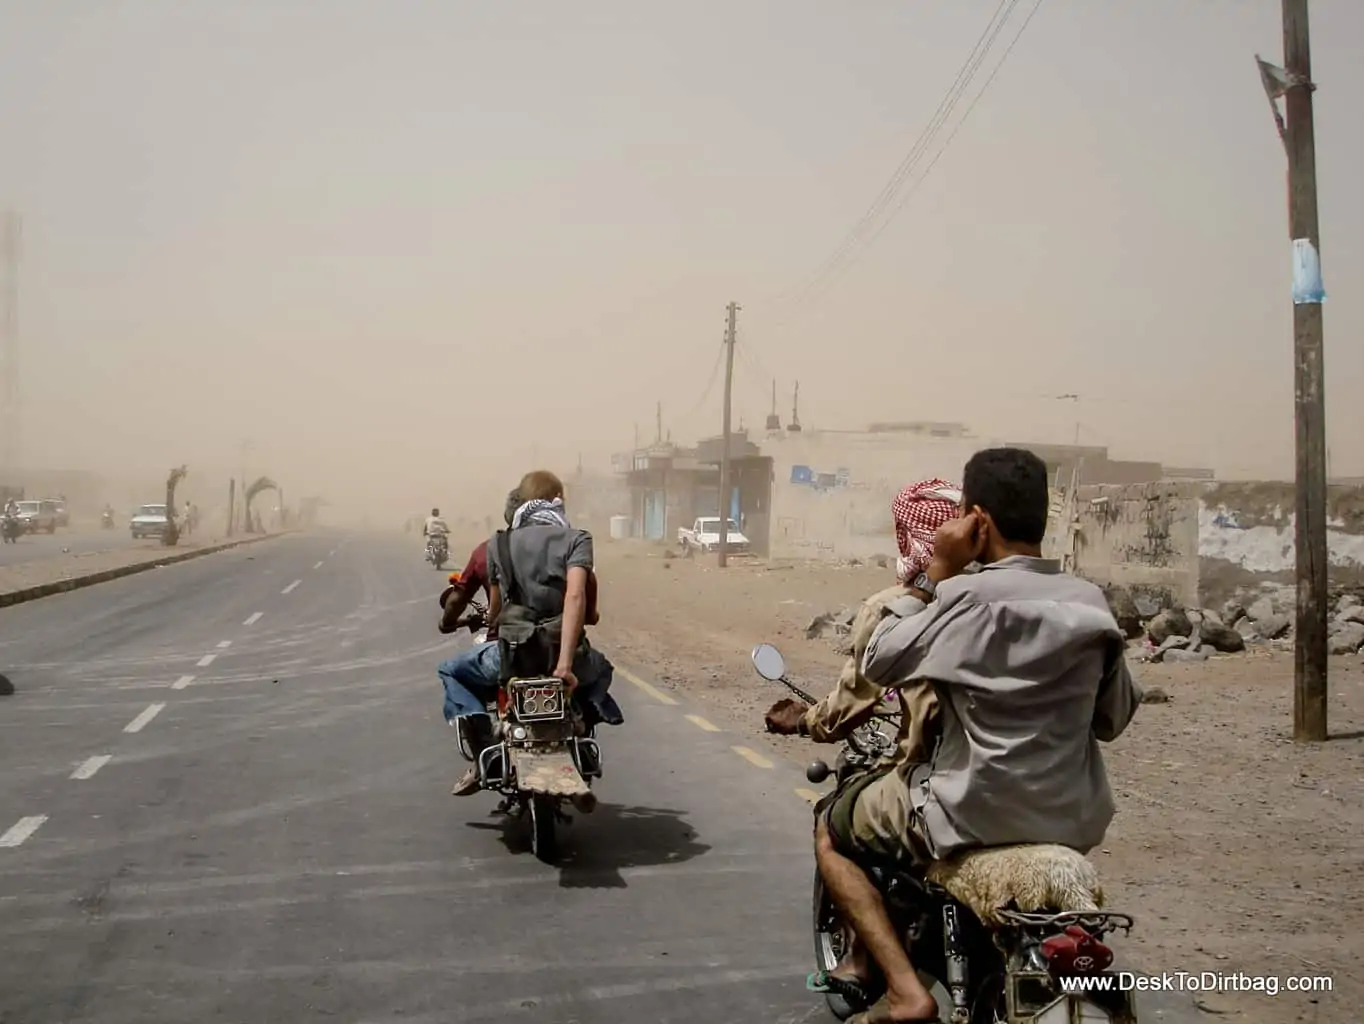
[892,479,963,584]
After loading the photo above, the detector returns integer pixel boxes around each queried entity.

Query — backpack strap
[495,529,523,607]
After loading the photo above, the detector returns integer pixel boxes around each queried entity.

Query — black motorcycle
[1,514,22,544]
[750,642,1139,1024]
[425,533,449,570]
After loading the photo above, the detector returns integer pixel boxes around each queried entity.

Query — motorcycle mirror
[806,761,831,785]
[751,643,787,682]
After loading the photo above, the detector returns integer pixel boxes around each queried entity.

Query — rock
[1248,596,1276,623]
[1200,608,1224,627]
[1328,622,1364,656]
[870,553,890,569]
[832,606,857,628]
[1163,647,1211,663]
[1200,621,1247,654]
[1337,593,1362,614]
[1140,686,1171,705]
[1221,600,1246,626]
[1134,593,1164,619]
[1147,608,1193,645]
[1335,606,1364,627]
[1253,613,1292,640]
[0,672,12,697]
[1104,586,1143,639]
[830,637,854,657]
[1234,617,1260,639]
[805,614,834,640]
[1155,634,1191,656]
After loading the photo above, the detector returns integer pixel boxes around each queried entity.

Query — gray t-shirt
[487,525,594,620]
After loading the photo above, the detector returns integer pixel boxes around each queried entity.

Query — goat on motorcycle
[438,476,620,799]
[767,450,1142,1024]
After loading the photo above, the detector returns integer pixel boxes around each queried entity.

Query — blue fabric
[435,641,623,726]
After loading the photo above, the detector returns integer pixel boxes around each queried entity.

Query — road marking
[124,702,166,734]
[281,579,302,594]
[196,653,217,668]
[216,640,232,649]
[313,561,324,569]
[685,714,720,732]
[0,816,48,848]
[71,755,112,781]
[795,787,822,803]
[616,667,678,706]
[732,746,774,769]
[171,675,195,690]
[243,612,263,626]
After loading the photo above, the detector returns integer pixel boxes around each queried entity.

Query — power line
[766,0,1044,320]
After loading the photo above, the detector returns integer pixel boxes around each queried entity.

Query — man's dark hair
[962,447,1049,545]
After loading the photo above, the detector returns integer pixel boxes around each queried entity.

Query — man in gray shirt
[813,447,1141,1024]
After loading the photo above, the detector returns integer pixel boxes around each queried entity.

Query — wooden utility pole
[717,302,739,567]
[656,401,663,444]
[1258,1,1328,741]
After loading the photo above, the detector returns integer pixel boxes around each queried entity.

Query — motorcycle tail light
[496,688,509,717]
[1041,925,1113,977]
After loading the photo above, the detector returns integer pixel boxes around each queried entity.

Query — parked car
[677,516,750,555]
[130,504,170,540]
[13,499,58,534]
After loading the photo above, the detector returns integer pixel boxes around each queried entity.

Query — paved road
[0,532,1202,1023]
[0,524,155,568]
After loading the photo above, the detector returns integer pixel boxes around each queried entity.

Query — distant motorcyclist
[424,508,449,539]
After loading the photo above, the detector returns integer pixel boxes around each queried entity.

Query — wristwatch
[909,572,937,602]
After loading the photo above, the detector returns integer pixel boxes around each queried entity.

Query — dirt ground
[589,539,1364,1024]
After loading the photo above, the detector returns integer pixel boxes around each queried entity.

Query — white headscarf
[512,497,570,529]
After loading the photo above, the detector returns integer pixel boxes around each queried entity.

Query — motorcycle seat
[923,843,1104,927]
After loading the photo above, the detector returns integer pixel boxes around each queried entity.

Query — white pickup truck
[678,516,750,555]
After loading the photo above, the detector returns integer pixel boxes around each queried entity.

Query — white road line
[0,816,48,848]
[124,702,166,734]
[732,746,774,769]
[685,714,721,732]
[196,653,217,668]
[313,561,324,569]
[71,755,112,781]
[171,675,195,690]
[216,640,232,649]
[617,667,679,706]
[281,579,302,594]
[243,612,263,626]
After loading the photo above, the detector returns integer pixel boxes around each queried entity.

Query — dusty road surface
[587,537,1364,1024]
[0,523,158,569]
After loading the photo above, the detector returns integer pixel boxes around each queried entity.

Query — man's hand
[553,664,579,691]
[928,511,987,581]
[764,697,811,735]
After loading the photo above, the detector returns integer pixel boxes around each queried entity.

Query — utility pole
[1,212,19,475]
[717,302,739,567]
[1257,3,1329,741]
[655,401,663,445]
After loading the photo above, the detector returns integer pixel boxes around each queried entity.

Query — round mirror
[751,643,787,682]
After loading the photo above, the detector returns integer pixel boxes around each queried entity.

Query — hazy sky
[2,0,1361,508]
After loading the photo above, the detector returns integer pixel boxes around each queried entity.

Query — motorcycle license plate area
[511,678,566,722]
[1028,990,1134,1023]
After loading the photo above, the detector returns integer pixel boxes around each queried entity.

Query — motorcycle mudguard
[510,748,591,797]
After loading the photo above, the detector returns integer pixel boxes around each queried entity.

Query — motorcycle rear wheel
[528,794,558,863]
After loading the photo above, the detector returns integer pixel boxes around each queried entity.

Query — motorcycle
[1,514,21,544]
[425,533,449,570]
[101,510,114,530]
[750,642,1138,1024]
[452,604,602,862]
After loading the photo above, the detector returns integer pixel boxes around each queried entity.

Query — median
[0,532,291,609]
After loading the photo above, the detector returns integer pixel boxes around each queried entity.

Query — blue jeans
[437,641,500,722]
[436,642,624,726]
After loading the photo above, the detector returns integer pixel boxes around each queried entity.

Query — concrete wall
[1046,482,1201,609]
[764,431,986,560]
[1197,481,1364,595]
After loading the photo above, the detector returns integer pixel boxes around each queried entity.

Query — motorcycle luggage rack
[997,908,1134,937]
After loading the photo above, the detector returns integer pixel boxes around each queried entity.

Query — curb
[0,531,295,610]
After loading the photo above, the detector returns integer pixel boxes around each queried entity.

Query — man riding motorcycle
[771,448,1141,1024]
[438,482,619,798]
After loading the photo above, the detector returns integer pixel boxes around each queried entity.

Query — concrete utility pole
[1257,0,1329,742]
[1,212,19,475]
[717,302,739,567]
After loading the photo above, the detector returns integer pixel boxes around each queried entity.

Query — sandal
[806,970,876,1008]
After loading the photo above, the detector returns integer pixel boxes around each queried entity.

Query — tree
[163,465,188,546]
[244,476,278,534]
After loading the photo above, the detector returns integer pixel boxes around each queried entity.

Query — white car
[130,504,170,540]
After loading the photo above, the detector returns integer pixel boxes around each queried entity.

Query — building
[612,434,774,554]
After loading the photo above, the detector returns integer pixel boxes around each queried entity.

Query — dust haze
[2,1,1362,523]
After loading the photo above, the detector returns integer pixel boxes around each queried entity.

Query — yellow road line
[617,667,679,706]
[794,787,822,803]
[732,745,774,769]
[685,714,721,732]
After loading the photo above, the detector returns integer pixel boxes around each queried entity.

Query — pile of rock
[1110,583,1364,662]
[806,606,858,656]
